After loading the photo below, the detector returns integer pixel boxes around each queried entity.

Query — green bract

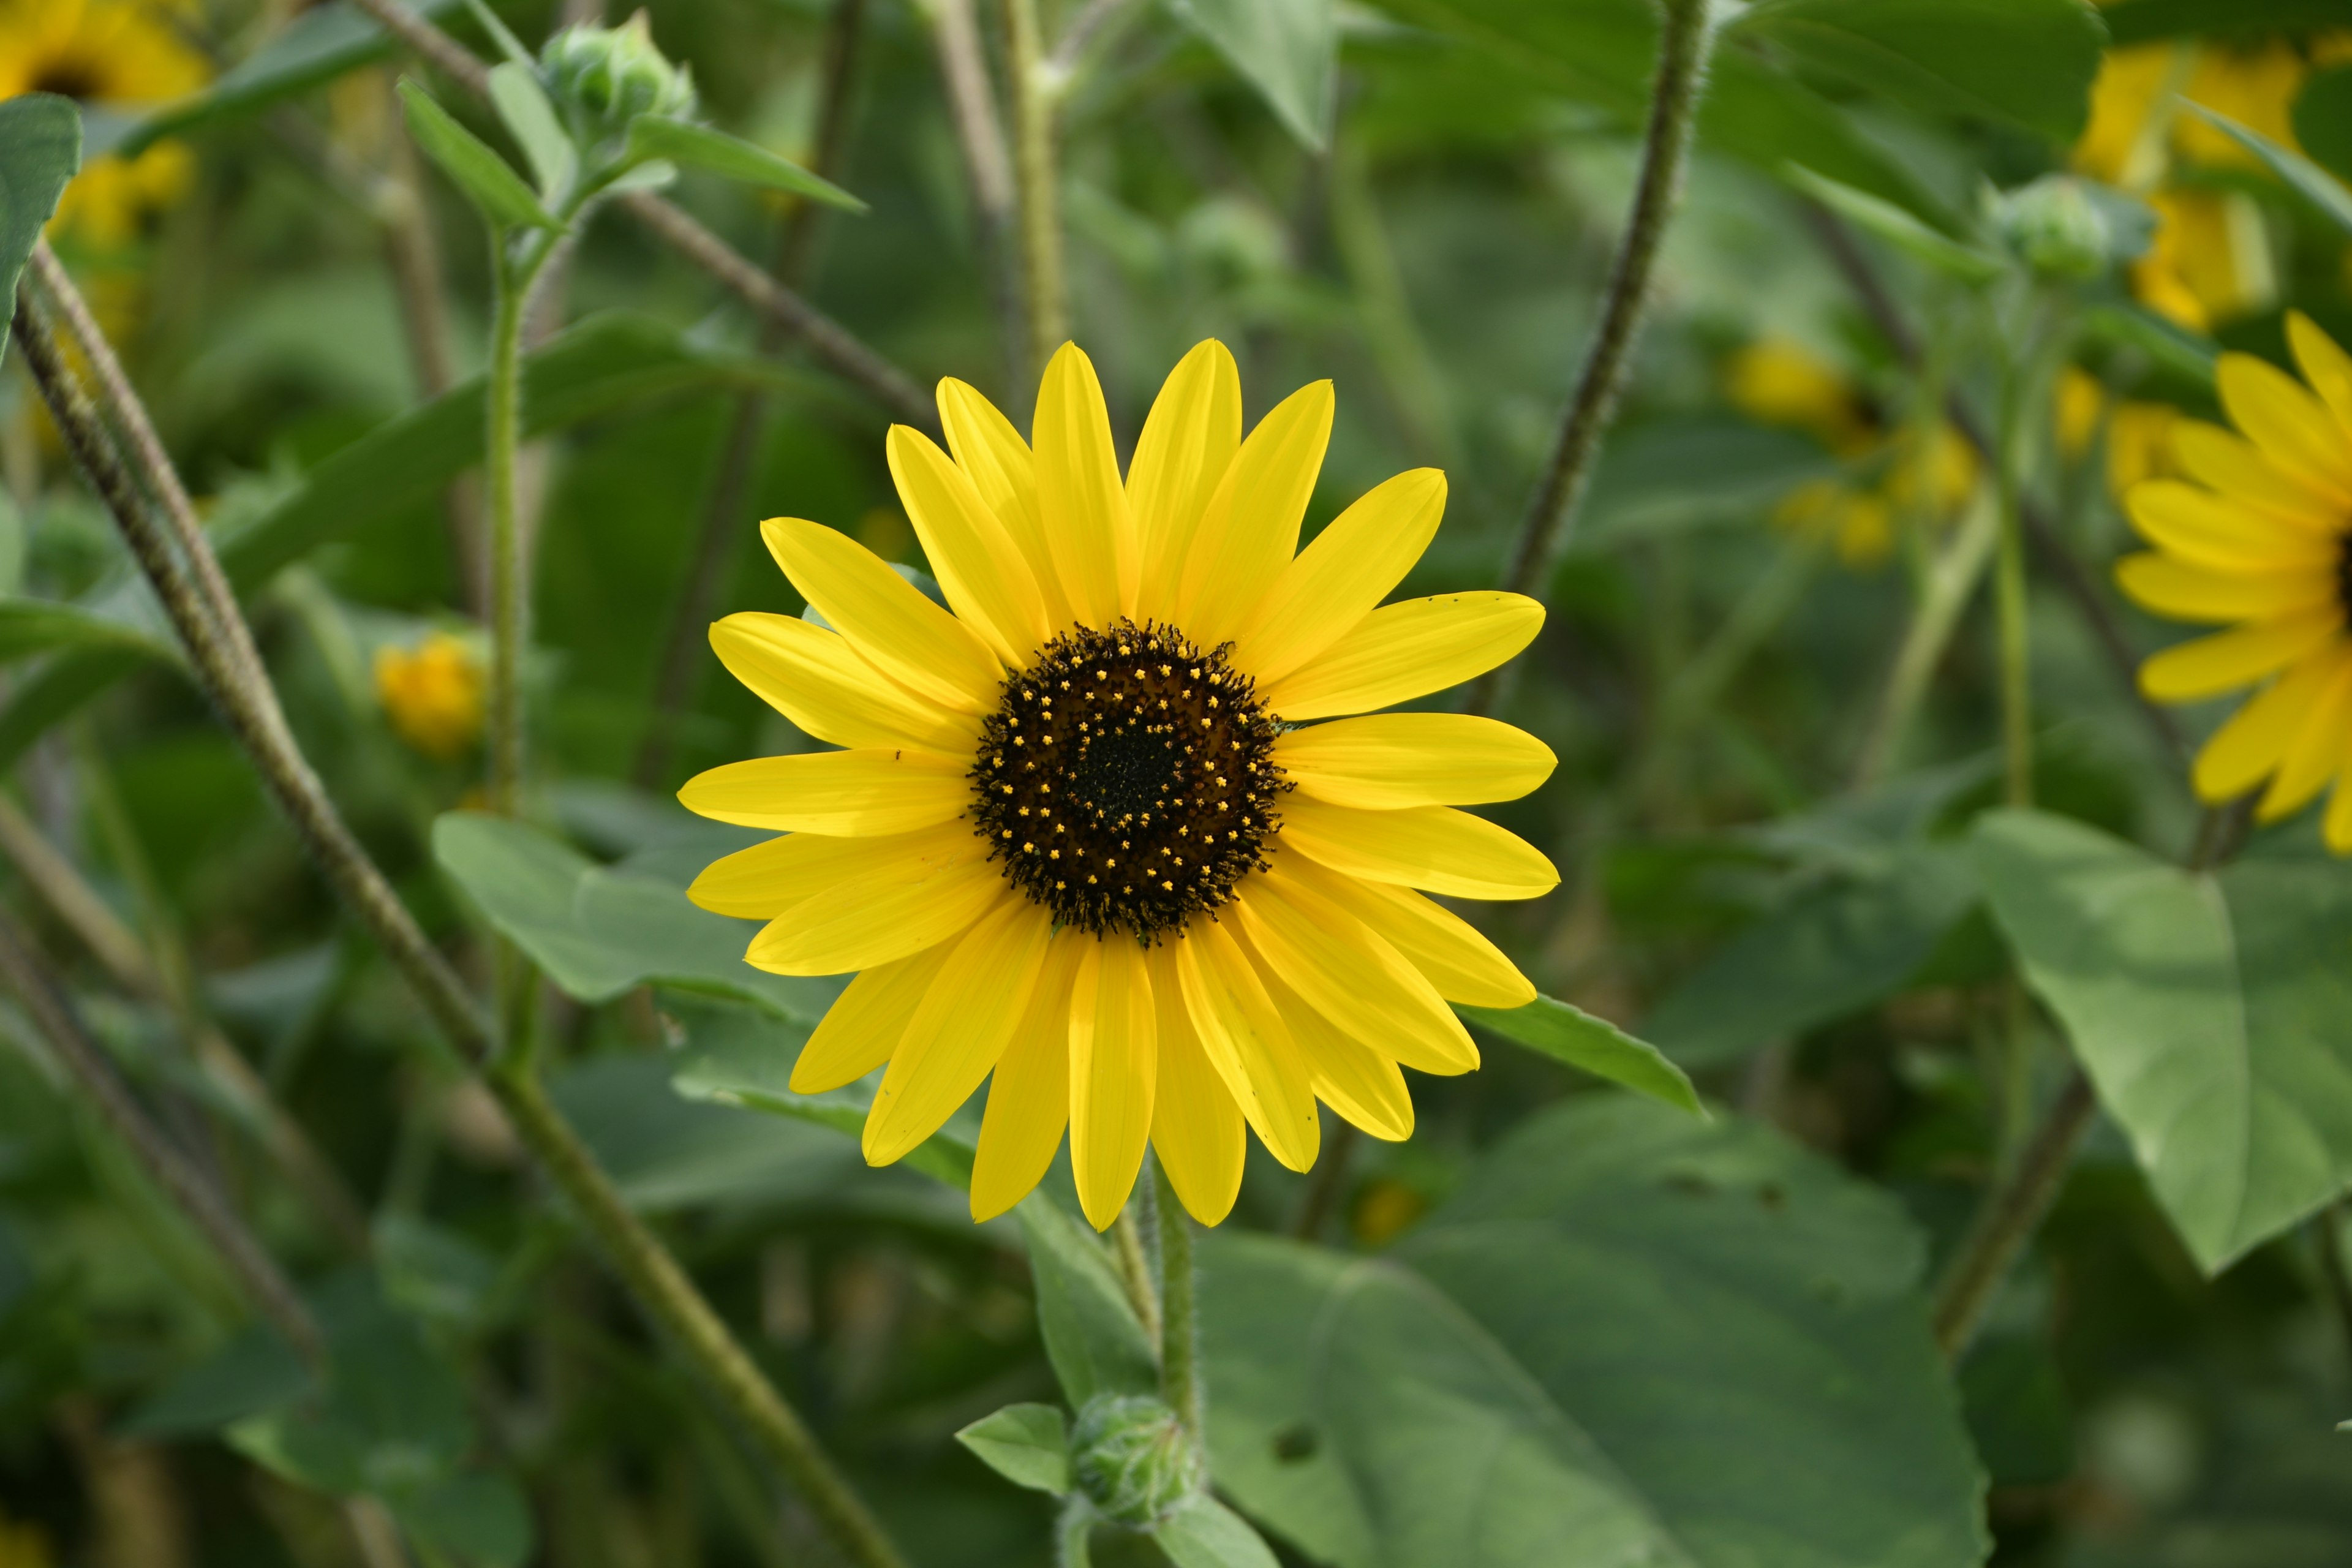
[540,13,696,156]
[1068,1395,1204,1528]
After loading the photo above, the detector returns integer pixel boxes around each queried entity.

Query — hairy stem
[922,0,1023,385]
[486,262,531,816]
[1153,1161,1202,1438]
[1004,0,1066,379]
[1114,1173,1164,1348]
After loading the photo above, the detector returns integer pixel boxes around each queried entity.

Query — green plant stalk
[1850,491,2000,790]
[1153,1161,1203,1439]
[1004,0,1065,379]
[1992,390,2034,814]
[1114,1168,1164,1348]
[13,290,909,1568]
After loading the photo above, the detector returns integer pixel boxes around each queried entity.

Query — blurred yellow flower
[0,1513,51,1568]
[0,0,209,247]
[2114,312,2352,851]
[1350,1175,1427,1246]
[1722,338,1875,458]
[375,633,486,760]
[2057,368,2184,500]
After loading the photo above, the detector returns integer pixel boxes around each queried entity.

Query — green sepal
[956,1403,1072,1495]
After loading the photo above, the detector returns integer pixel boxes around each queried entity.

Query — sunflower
[0,0,209,248]
[682,342,1557,1227]
[2116,312,2352,851]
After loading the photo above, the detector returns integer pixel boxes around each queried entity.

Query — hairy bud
[1068,1395,1202,1527]
[540,12,695,148]
[1996,175,2111,281]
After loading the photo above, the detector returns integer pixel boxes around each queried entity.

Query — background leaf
[1457,994,1702,1114]
[0,94,79,368]
[1168,0,1339,151]
[623,117,867,210]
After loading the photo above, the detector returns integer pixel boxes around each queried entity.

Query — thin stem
[0,910,325,1366]
[1488,0,1713,605]
[1851,492,2000,790]
[489,1063,908,1568]
[1113,1176,1163,1348]
[1152,1160,1202,1438]
[922,0,1023,385]
[1004,0,1066,379]
[1994,378,2034,812]
[1291,1121,1358,1241]
[1929,1065,2095,1359]
[486,257,532,816]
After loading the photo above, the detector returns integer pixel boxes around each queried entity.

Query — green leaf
[1153,1496,1284,1568]
[1167,0,1338,151]
[2293,66,2352,187]
[396,78,557,233]
[622,117,867,211]
[0,94,80,371]
[488,61,578,202]
[1973,809,2352,1272]
[1784,164,2007,282]
[1739,0,2108,143]
[1202,1096,1988,1568]
[1019,1195,1158,1408]
[1457,995,1703,1115]
[430,811,832,1020]
[2183,102,2352,238]
[110,0,466,159]
[394,1472,534,1568]
[956,1403,1072,1495]
[2078,302,2217,386]
[0,598,177,666]
[1643,842,1978,1067]
[2101,0,2348,45]
[121,1324,311,1439]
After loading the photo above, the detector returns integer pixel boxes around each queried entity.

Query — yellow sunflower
[681,342,1557,1228]
[0,0,209,248]
[2116,312,2352,851]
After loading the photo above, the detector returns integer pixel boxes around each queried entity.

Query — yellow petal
[2192,649,2350,802]
[677,748,970,835]
[711,613,978,755]
[2139,609,2344,701]
[1171,918,1320,1172]
[688,829,930,919]
[1147,945,1245,1225]
[790,943,956,1092]
[761,518,1003,713]
[1263,592,1545,720]
[1174,380,1334,647]
[1277,794,1559,902]
[1230,468,1446,687]
[2125,480,2340,570]
[1236,867,1478,1076]
[1032,343,1137,626]
[888,424,1050,665]
[1277,713,1556,809]
[2286,311,2352,442]
[2171,419,2343,529]
[2258,650,2352,821]
[2216,352,2352,503]
[1264,967,1412,1142]
[1068,938,1158,1230]
[939,377,1074,631]
[745,826,1005,975]
[2113,553,2337,625]
[1131,341,1242,619]
[864,899,1050,1164]
[1281,854,1533,1008]
[970,932,1084,1222]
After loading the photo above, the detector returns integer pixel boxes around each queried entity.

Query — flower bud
[1068,1395,1202,1528]
[1995,175,2110,281]
[540,12,695,148]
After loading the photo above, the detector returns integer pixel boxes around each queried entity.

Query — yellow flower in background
[2116,312,2352,851]
[375,633,486,760]
[2058,368,2184,501]
[682,342,1556,1229]
[1722,339,1875,458]
[0,0,209,247]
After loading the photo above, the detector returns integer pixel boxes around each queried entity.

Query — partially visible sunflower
[683,342,1558,1228]
[0,0,209,248]
[2116,312,2352,850]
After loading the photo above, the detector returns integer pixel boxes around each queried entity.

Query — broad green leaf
[488,61,578,202]
[0,94,80,370]
[1202,1096,1988,1568]
[1784,164,2007,282]
[110,0,466,159]
[956,1403,1072,1494]
[395,1472,534,1568]
[2184,103,2352,238]
[397,79,557,233]
[430,811,832,1020]
[1154,1496,1284,1568]
[1973,809,2352,1272]
[2293,66,2352,186]
[623,117,867,211]
[121,1324,311,1439]
[1643,842,1978,1067]
[2102,0,2348,45]
[1168,0,1338,151]
[1457,995,1703,1116]
[1740,0,2108,143]
[1019,1195,1158,1408]
[0,598,177,666]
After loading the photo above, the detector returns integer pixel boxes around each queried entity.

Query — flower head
[684,342,1557,1227]
[375,633,486,760]
[2117,313,2352,850]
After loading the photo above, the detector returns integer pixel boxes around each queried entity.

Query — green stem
[1113,1172,1163,1348]
[1992,376,2034,813]
[1004,0,1065,379]
[1850,491,1999,790]
[485,253,532,818]
[1153,1161,1202,1439]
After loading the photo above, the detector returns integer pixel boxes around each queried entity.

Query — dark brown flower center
[2338,529,2352,619]
[27,55,111,103]
[970,619,1286,941]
